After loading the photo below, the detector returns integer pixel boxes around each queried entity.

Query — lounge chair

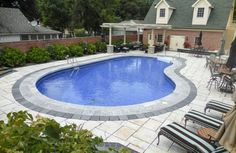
[204,100,233,114]
[184,110,223,130]
[157,122,229,153]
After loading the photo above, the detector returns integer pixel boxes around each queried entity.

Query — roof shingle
[0,7,60,35]
[144,0,233,30]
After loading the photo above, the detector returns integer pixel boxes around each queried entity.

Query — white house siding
[0,35,21,43]
[192,0,212,25]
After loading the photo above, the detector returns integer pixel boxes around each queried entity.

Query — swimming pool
[36,56,175,106]
[14,54,197,120]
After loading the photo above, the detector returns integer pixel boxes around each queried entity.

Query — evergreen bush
[0,48,26,67]
[26,47,51,63]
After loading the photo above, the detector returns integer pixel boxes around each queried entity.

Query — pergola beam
[101,23,172,30]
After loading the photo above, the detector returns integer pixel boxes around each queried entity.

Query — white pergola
[101,22,172,53]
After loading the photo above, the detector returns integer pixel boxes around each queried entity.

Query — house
[143,0,236,52]
[0,7,61,43]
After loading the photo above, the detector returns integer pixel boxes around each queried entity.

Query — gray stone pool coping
[12,54,197,121]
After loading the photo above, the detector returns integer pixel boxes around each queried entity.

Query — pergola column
[163,29,166,52]
[107,26,114,53]
[137,28,140,43]
[151,29,155,45]
[148,28,155,54]
[123,28,126,44]
[109,26,112,45]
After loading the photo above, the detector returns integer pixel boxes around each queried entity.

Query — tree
[69,0,119,35]
[116,0,153,21]
[36,0,70,32]
[1,0,154,34]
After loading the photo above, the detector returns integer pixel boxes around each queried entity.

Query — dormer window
[197,8,204,17]
[155,0,175,24]
[160,9,166,17]
[192,0,214,25]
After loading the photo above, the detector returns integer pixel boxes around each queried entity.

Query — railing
[65,55,80,76]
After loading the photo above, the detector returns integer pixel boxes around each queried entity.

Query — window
[197,8,204,17]
[21,35,29,40]
[38,34,44,40]
[160,9,165,17]
[30,34,37,40]
[157,34,163,42]
[52,34,57,39]
[45,34,51,39]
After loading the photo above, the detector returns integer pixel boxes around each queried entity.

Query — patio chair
[218,75,235,93]
[184,110,223,130]
[204,100,233,114]
[157,122,229,153]
[206,65,221,90]
[114,45,121,53]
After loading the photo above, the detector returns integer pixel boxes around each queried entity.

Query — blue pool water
[36,56,175,106]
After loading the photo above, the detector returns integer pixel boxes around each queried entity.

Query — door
[169,35,185,51]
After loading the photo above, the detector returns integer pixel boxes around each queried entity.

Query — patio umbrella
[215,91,236,153]
[226,37,236,69]
[198,31,203,46]
[218,39,225,57]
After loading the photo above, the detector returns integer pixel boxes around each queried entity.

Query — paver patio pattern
[0,51,234,153]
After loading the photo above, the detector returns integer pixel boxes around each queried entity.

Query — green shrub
[95,41,107,52]
[113,40,123,46]
[143,44,149,49]
[113,40,130,46]
[26,47,51,63]
[48,45,68,60]
[0,48,25,67]
[68,45,84,57]
[87,43,96,54]
[79,42,88,54]
[0,111,102,153]
[125,43,133,49]
[0,111,131,153]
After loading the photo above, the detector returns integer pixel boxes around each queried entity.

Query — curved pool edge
[12,54,197,121]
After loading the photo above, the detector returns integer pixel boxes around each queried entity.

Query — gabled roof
[144,0,233,30]
[192,0,214,8]
[155,0,175,9]
[0,7,61,35]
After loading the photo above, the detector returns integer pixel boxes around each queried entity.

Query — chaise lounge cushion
[184,110,224,130]
[204,100,233,114]
[157,122,228,153]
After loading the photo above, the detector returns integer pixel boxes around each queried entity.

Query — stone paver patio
[0,51,234,153]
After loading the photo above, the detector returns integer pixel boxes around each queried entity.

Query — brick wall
[0,35,139,52]
[143,29,223,51]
